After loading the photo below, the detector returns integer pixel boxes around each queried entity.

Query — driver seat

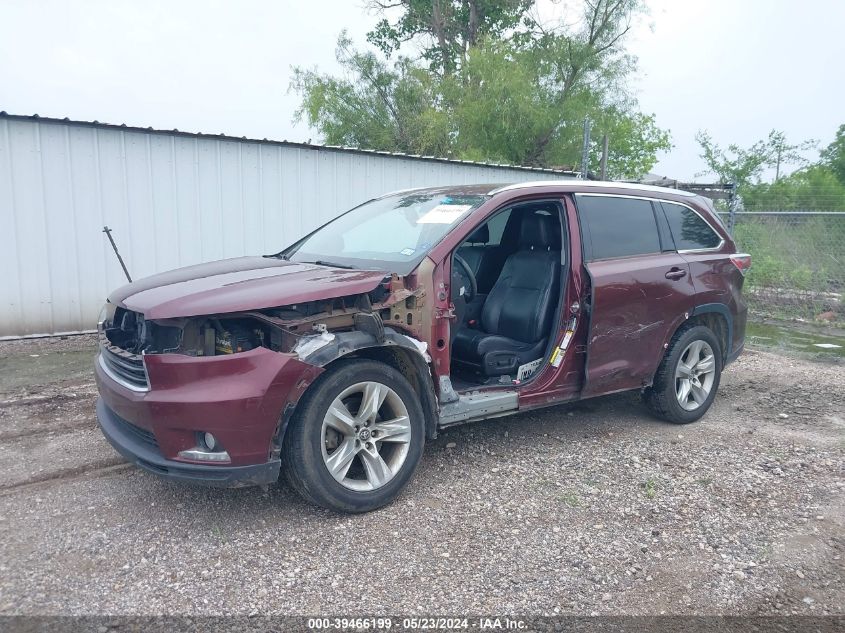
[452,212,561,376]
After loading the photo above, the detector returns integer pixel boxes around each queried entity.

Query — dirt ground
[0,334,842,616]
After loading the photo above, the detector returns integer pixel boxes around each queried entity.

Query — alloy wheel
[320,381,412,491]
[675,340,717,411]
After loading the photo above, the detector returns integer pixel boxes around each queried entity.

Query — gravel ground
[0,334,842,616]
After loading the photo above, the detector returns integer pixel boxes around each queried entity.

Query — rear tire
[643,324,723,424]
[282,359,425,513]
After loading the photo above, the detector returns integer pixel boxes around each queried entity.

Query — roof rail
[488,180,697,197]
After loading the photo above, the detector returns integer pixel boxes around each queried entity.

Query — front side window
[576,195,661,260]
[285,191,488,273]
[484,208,512,245]
[661,202,722,251]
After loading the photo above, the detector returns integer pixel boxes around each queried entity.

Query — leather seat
[457,224,506,293]
[452,212,561,376]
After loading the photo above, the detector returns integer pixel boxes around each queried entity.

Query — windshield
[285,191,488,273]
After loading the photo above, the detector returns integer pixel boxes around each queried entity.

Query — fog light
[176,431,230,462]
[177,448,231,463]
[203,432,217,451]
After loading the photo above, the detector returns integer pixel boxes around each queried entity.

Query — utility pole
[580,117,591,179]
[599,134,609,180]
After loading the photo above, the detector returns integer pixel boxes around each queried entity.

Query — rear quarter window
[575,195,661,260]
[661,202,722,251]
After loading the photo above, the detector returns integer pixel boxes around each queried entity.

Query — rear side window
[661,202,722,251]
[576,195,661,260]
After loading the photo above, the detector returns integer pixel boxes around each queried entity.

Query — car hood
[109,256,388,320]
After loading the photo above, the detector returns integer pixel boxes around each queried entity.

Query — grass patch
[558,491,581,507]
[756,544,773,562]
[732,216,844,323]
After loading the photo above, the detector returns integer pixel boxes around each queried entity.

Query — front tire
[643,325,723,424]
[282,359,425,513]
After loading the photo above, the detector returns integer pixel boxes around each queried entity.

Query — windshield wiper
[312,260,356,270]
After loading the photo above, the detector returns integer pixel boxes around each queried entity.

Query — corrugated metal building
[0,113,572,338]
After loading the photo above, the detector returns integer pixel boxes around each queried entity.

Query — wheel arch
[339,345,439,441]
[280,329,439,444]
[688,304,732,362]
[649,304,732,388]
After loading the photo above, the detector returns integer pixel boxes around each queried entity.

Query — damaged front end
[101,272,429,365]
[95,272,435,485]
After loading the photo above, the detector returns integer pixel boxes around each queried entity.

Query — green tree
[291,34,452,156]
[587,110,672,180]
[742,165,845,211]
[820,123,845,185]
[292,0,671,178]
[442,39,670,176]
[769,131,817,181]
[695,129,816,189]
[366,0,531,75]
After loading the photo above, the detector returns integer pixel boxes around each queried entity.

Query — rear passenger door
[575,194,697,397]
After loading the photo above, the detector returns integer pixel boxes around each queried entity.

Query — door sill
[438,389,518,428]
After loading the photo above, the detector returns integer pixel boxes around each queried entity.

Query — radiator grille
[99,346,149,391]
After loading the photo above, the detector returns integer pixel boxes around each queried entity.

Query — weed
[558,491,581,507]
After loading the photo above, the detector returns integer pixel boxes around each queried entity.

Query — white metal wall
[0,116,562,337]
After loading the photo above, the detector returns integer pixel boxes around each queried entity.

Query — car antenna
[102,226,133,282]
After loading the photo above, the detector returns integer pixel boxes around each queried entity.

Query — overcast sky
[1,0,842,180]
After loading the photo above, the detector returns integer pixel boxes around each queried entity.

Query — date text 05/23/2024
[306,617,527,630]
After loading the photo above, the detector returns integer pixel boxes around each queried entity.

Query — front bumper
[97,398,280,487]
[94,345,323,486]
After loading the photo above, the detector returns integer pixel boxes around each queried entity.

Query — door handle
[665,268,687,280]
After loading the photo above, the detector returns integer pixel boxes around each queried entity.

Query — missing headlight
[214,321,265,354]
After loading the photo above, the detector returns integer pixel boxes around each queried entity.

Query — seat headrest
[519,213,560,250]
[466,224,489,244]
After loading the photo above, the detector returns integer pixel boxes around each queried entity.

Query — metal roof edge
[0,112,581,176]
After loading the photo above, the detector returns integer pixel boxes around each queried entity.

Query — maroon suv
[95,181,750,512]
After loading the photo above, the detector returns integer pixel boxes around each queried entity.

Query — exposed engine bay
[101,274,427,362]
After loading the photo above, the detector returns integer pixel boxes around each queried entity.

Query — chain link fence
[721,211,845,323]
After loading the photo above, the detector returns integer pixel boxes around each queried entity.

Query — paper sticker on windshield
[417,204,473,224]
[400,247,415,256]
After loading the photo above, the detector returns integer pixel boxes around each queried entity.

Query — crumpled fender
[289,327,439,440]
[296,328,427,366]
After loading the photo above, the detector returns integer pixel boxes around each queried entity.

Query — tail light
[730,253,752,276]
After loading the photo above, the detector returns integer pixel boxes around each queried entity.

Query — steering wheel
[452,253,478,303]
